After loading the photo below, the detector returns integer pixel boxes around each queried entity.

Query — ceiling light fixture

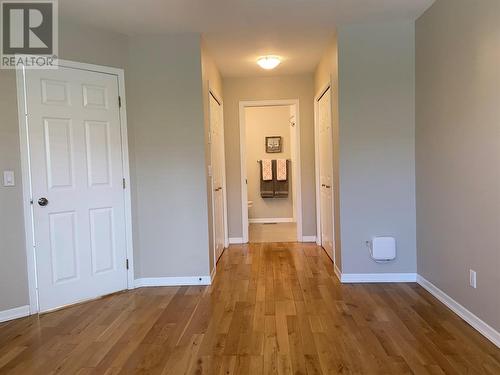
[257,56,281,70]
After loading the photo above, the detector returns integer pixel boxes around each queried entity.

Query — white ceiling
[60,0,434,77]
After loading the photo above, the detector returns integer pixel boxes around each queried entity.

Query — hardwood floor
[249,223,297,243]
[0,243,499,374]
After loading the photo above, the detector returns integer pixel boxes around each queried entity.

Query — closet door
[318,87,334,260]
[209,93,226,262]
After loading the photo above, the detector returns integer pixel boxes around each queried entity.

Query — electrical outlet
[469,269,477,289]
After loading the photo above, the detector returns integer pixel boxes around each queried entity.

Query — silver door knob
[38,197,49,206]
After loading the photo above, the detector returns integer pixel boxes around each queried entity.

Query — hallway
[0,243,498,374]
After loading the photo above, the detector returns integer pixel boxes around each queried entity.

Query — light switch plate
[469,269,477,288]
[3,170,15,187]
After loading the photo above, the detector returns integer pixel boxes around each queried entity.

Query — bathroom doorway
[239,100,302,243]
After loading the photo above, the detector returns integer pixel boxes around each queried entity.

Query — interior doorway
[239,100,302,243]
[17,60,134,313]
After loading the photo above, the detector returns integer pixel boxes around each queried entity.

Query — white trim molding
[301,235,317,243]
[417,275,500,348]
[135,276,212,288]
[208,86,229,266]
[210,266,217,282]
[341,273,417,283]
[229,237,244,244]
[334,264,342,282]
[0,305,30,323]
[314,80,339,272]
[249,218,294,224]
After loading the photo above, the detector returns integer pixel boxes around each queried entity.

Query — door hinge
[126,259,129,270]
[122,178,126,189]
[118,96,122,108]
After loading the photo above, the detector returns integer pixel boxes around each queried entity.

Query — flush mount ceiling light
[257,56,281,70]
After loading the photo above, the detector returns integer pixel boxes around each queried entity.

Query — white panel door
[209,94,226,262]
[25,66,128,312]
[318,88,334,260]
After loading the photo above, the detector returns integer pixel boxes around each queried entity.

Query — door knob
[37,197,49,206]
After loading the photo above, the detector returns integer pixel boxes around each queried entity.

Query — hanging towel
[276,159,288,181]
[274,160,289,197]
[259,160,274,198]
[261,159,273,181]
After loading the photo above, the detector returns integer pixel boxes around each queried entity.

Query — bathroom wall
[245,106,293,220]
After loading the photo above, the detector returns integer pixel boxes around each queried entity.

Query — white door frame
[208,85,229,271]
[314,79,336,267]
[16,59,135,314]
[239,99,302,243]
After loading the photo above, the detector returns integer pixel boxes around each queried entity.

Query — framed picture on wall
[265,136,282,153]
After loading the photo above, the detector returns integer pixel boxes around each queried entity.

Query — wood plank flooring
[0,242,499,374]
[249,223,297,243]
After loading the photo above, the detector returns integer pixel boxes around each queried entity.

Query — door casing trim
[207,84,228,275]
[16,59,135,314]
[314,79,337,268]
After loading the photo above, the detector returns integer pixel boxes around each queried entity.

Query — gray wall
[127,34,210,278]
[0,70,29,311]
[223,75,316,239]
[59,21,128,69]
[0,21,129,312]
[338,21,416,274]
[416,0,500,331]
[245,106,294,220]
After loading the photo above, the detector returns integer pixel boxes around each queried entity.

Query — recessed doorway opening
[239,100,302,243]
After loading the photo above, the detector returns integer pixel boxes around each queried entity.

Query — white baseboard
[341,273,417,283]
[0,305,30,323]
[301,235,317,243]
[228,237,244,244]
[249,218,294,224]
[134,276,211,288]
[417,275,500,348]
